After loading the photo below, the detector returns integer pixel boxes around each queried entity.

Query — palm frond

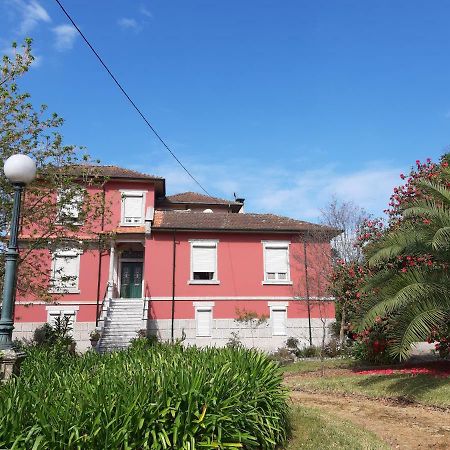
[403,202,450,226]
[367,227,433,266]
[432,226,450,251]
[358,268,450,330]
[388,302,448,360]
[416,179,450,205]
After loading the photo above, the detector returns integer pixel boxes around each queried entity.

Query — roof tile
[153,210,338,235]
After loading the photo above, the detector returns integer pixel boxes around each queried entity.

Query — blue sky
[1,1,449,221]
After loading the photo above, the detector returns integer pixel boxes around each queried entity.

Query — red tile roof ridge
[164,191,240,205]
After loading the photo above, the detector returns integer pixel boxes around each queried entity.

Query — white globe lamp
[4,154,37,185]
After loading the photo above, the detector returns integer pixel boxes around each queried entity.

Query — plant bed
[0,344,289,449]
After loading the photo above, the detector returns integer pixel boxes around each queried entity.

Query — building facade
[13,166,337,351]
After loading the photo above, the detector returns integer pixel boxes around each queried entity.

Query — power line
[53,0,211,196]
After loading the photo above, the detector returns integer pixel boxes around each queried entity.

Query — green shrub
[0,344,289,449]
[298,345,322,358]
[33,317,76,353]
[351,318,397,365]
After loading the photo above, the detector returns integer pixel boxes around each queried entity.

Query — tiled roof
[153,210,339,235]
[164,192,241,205]
[66,164,164,180]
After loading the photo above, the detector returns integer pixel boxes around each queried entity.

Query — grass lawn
[292,373,450,407]
[285,359,450,408]
[285,405,389,450]
[283,357,354,374]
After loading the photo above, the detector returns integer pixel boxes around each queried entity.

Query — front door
[120,262,143,298]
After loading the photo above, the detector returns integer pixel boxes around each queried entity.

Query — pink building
[14,166,338,351]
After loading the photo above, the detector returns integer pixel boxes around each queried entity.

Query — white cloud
[118,17,141,32]
[52,24,77,51]
[127,157,403,222]
[10,0,51,35]
[139,5,153,18]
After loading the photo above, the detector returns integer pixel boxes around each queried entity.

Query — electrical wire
[53,0,211,196]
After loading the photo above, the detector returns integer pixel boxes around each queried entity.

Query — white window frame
[268,302,288,336]
[262,241,292,285]
[46,305,79,332]
[120,190,147,226]
[56,188,84,225]
[189,240,220,285]
[49,247,82,294]
[194,302,214,337]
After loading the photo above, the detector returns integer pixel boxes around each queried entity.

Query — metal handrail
[96,282,110,326]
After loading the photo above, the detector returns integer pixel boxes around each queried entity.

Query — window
[121,191,145,225]
[190,240,219,284]
[46,306,78,332]
[50,248,81,293]
[57,188,83,223]
[263,241,291,283]
[194,302,214,336]
[269,302,288,336]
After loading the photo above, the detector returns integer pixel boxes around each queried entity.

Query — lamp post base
[0,348,25,382]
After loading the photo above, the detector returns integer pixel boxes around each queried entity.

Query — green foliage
[129,331,158,350]
[359,154,450,360]
[0,40,105,299]
[427,317,450,359]
[31,317,76,356]
[0,344,289,449]
[226,331,243,349]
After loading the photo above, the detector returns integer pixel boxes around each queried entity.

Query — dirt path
[290,389,450,449]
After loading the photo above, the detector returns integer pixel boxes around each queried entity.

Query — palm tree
[359,165,450,360]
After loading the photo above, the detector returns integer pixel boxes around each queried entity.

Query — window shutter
[123,195,143,223]
[196,309,212,336]
[265,247,288,273]
[272,309,286,335]
[58,190,82,220]
[192,245,216,273]
[53,252,79,289]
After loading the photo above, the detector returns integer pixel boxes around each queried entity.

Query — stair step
[96,298,149,351]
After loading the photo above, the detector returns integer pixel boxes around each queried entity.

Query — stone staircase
[97,298,145,352]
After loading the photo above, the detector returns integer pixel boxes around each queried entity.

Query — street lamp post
[0,154,36,381]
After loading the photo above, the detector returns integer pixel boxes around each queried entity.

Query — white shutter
[53,252,79,290]
[272,309,286,335]
[196,309,212,336]
[123,195,143,223]
[58,190,82,220]
[192,245,216,273]
[265,247,288,273]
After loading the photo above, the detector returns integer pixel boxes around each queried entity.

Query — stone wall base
[13,318,335,353]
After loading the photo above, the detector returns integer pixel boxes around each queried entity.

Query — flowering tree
[319,198,368,346]
[329,259,368,346]
[1,40,105,300]
[358,154,450,360]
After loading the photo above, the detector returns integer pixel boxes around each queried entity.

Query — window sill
[188,280,220,285]
[273,333,287,336]
[119,222,144,227]
[55,221,83,226]
[262,281,293,285]
[48,289,81,294]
